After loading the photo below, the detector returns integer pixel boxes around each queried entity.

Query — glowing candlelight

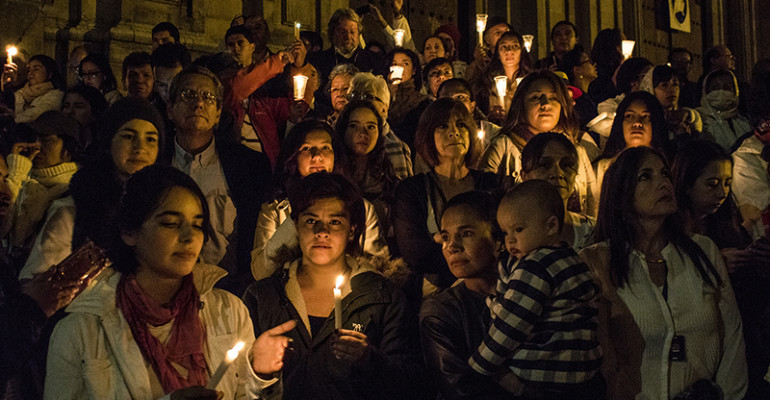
[207,341,245,389]
[6,46,17,65]
[390,65,404,84]
[294,22,301,40]
[494,75,507,106]
[516,77,523,86]
[334,275,344,329]
[293,74,309,101]
[522,35,534,52]
[477,127,485,141]
[476,14,488,45]
[622,40,635,59]
[393,29,405,47]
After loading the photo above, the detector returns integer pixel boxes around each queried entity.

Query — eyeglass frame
[177,88,221,106]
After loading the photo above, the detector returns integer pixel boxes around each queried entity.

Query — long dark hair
[80,53,119,93]
[386,48,423,90]
[485,30,533,79]
[29,54,63,89]
[590,29,623,73]
[272,119,345,199]
[598,91,670,161]
[111,165,212,275]
[334,100,399,197]
[595,146,722,288]
[499,70,579,142]
[672,140,749,249]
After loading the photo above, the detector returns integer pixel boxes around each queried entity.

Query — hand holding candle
[476,14,488,46]
[393,29,405,47]
[334,275,344,330]
[494,75,507,106]
[390,65,404,84]
[522,35,534,53]
[622,40,635,59]
[6,46,17,65]
[207,341,245,389]
[293,75,309,101]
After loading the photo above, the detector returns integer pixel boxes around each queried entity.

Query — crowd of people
[1,3,770,399]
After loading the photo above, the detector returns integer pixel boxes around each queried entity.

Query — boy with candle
[469,180,603,397]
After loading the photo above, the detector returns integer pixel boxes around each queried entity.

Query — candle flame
[295,22,301,29]
[522,35,534,52]
[476,14,488,33]
[6,46,17,57]
[477,130,484,140]
[225,341,245,362]
[335,275,344,289]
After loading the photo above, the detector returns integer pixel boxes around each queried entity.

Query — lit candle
[293,74,308,101]
[494,75,507,107]
[393,29,405,47]
[334,275,344,329]
[622,40,635,59]
[6,46,17,65]
[390,65,404,84]
[294,22,301,40]
[522,35,534,53]
[207,341,245,389]
[476,14,488,45]
[516,77,523,86]
[477,127,485,141]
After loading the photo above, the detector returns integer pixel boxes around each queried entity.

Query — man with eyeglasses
[168,66,272,296]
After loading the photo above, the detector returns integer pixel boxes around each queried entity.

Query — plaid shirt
[382,123,413,179]
[469,245,601,385]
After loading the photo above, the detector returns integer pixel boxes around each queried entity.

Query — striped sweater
[469,245,602,385]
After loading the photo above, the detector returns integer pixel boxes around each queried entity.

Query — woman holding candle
[385,48,426,129]
[393,97,508,295]
[45,165,295,400]
[579,146,747,399]
[474,30,533,124]
[250,119,388,280]
[478,70,598,215]
[11,54,64,123]
[242,172,422,400]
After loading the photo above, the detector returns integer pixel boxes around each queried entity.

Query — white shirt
[173,137,237,272]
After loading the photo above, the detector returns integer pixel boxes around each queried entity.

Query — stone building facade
[0,0,764,89]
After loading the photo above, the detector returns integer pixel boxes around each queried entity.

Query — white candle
[334,275,344,329]
[390,65,404,84]
[494,75,507,106]
[294,22,301,40]
[6,46,17,65]
[293,74,308,101]
[522,35,534,53]
[622,40,635,59]
[207,341,245,389]
[393,29,405,47]
[477,127,485,141]
[476,14,488,45]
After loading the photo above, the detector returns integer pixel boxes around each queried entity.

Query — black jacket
[392,170,509,290]
[419,282,511,400]
[242,263,424,400]
[216,140,272,295]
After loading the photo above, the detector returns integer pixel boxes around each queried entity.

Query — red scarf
[116,274,208,393]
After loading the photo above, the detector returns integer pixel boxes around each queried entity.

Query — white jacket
[13,88,64,123]
[44,264,281,400]
[731,135,770,238]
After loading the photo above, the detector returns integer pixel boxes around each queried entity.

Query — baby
[469,180,603,397]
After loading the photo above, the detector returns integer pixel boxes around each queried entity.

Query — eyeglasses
[78,70,102,79]
[347,91,384,104]
[179,89,220,105]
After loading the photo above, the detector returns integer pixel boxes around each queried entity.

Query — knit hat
[484,17,511,37]
[97,97,165,153]
[434,24,461,49]
[26,110,81,143]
